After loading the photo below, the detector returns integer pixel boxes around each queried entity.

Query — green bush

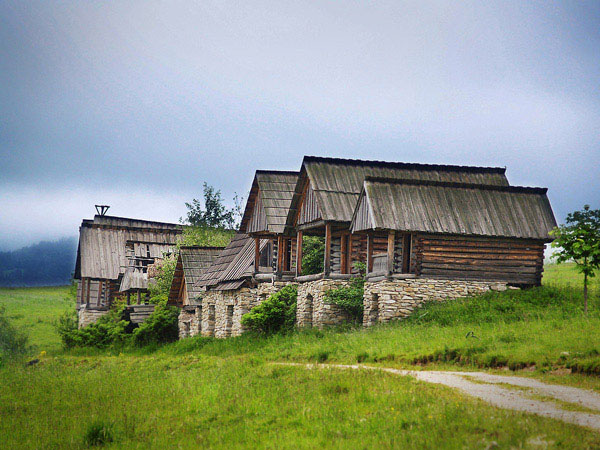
[241,285,298,334]
[56,302,128,349]
[323,262,366,323]
[132,303,179,346]
[0,306,29,363]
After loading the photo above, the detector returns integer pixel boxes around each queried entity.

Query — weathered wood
[296,231,303,276]
[254,237,260,273]
[387,230,395,276]
[324,223,332,276]
[366,233,373,273]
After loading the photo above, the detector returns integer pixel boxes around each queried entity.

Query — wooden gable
[297,181,322,226]
[246,191,268,233]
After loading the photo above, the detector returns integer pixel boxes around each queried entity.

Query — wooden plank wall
[415,234,545,286]
[247,194,268,233]
[298,183,322,225]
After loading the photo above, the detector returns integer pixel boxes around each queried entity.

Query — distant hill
[0,237,77,287]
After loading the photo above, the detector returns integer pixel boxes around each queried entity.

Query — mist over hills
[0,237,77,287]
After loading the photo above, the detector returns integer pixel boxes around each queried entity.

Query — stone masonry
[197,282,294,338]
[296,279,354,328]
[363,277,507,327]
[77,305,109,328]
[178,306,202,339]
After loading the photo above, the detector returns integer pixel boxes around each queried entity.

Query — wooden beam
[296,231,303,276]
[137,289,141,305]
[387,230,395,276]
[254,237,260,273]
[276,236,284,275]
[367,234,373,273]
[340,232,348,274]
[324,223,332,276]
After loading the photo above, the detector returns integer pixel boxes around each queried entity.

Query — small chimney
[95,205,110,216]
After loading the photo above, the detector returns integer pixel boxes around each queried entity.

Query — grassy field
[1,263,600,448]
[0,285,74,353]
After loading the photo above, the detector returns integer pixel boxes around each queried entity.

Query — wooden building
[167,246,224,307]
[285,156,510,279]
[74,214,181,326]
[239,170,299,280]
[351,177,557,286]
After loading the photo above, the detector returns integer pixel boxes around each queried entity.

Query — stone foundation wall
[77,306,109,328]
[296,279,353,328]
[363,278,507,327]
[190,282,294,339]
[178,307,202,339]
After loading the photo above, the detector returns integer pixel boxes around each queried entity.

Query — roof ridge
[256,169,301,175]
[179,245,226,250]
[303,155,507,174]
[364,176,548,194]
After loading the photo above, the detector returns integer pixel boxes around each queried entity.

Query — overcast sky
[1,1,599,251]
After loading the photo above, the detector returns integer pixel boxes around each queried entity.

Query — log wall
[415,234,545,286]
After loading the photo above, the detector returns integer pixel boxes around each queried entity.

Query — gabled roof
[74,215,181,280]
[195,233,269,291]
[240,170,299,235]
[286,156,510,227]
[351,177,557,240]
[168,246,225,305]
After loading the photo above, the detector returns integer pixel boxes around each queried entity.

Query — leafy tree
[551,205,600,313]
[301,236,325,275]
[182,183,239,229]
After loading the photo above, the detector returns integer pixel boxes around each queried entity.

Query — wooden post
[276,236,284,275]
[366,234,373,274]
[296,231,303,276]
[137,289,141,305]
[387,230,395,276]
[324,223,332,276]
[348,233,353,274]
[126,291,131,305]
[340,232,348,274]
[254,237,260,273]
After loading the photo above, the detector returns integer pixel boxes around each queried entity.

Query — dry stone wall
[363,278,507,327]
[296,279,353,328]
[77,306,109,328]
[193,282,294,339]
[178,307,202,339]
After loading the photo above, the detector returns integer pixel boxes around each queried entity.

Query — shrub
[323,262,366,324]
[132,303,179,346]
[0,306,29,363]
[83,420,114,447]
[56,301,129,349]
[241,285,298,334]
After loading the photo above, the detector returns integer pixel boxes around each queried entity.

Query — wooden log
[367,233,373,273]
[296,231,303,276]
[254,237,260,273]
[387,230,395,276]
[324,223,331,276]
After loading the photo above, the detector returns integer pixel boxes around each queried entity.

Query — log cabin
[239,170,299,281]
[284,156,514,327]
[74,214,181,327]
[350,177,557,326]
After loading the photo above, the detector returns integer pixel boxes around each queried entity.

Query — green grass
[0,286,73,353]
[2,263,600,448]
[2,355,600,449]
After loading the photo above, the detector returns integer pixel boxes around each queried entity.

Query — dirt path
[279,363,600,431]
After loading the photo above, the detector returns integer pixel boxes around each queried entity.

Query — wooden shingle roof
[286,156,510,227]
[74,215,181,280]
[351,177,557,240]
[168,246,224,304]
[195,233,269,291]
[240,170,299,235]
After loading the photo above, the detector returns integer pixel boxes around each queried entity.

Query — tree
[551,205,600,313]
[182,183,240,229]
